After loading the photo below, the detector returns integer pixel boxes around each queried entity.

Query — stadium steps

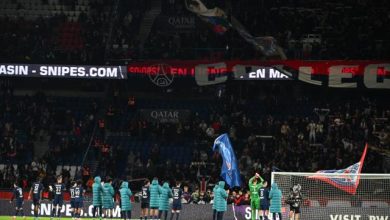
[33,130,50,159]
[86,160,100,177]
[137,0,161,48]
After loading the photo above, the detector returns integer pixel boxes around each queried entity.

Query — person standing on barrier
[249,173,264,220]
[269,182,282,220]
[214,181,228,220]
[10,181,25,220]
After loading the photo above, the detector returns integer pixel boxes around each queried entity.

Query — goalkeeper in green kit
[249,173,264,220]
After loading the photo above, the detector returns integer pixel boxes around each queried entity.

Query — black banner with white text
[0,64,127,79]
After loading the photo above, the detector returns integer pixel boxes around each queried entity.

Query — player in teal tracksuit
[214,181,228,220]
[269,183,282,220]
[102,178,115,218]
[212,184,219,220]
[119,181,133,220]
[92,176,103,219]
[149,178,161,220]
[158,182,172,220]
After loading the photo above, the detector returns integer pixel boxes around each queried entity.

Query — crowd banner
[139,109,191,123]
[0,64,127,79]
[0,200,389,220]
[127,60,390,89]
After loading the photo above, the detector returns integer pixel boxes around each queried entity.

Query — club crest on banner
[147,64,174,87]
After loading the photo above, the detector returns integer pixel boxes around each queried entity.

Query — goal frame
[270,172,390,219]
[271,172,390,183]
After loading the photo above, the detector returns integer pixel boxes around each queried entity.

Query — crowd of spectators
[0,79,99,189]
[1,0,389,63]
[0,79,389,206]
[82,82,390,203]
[0,0,116,64]
[136,0,390,60]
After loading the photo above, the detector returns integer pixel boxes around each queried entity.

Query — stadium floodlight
[271,172,390,220]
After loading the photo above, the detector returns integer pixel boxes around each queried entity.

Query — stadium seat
[70,166,77,178]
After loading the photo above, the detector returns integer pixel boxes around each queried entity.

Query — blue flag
[213,134,241,188]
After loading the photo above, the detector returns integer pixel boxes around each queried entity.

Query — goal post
[271,172,390,220]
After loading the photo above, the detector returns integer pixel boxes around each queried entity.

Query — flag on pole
[308,143,368,194]
[213,133,242,188]
[185,0,286,58]
[185,0,230,34]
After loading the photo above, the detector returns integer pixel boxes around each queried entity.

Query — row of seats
[48,0,90,6]
[106,137,192,164]
[0,4,89,11]
[308,200,389,208]
[0,0,90,6]
[0,9,87,17]
[0,164,18,171]
[55,165,81,178]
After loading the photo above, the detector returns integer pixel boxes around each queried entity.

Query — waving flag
[213,133,242,188]
[185,0,286,59]
[309,144,368,194]
[185,0,230,34]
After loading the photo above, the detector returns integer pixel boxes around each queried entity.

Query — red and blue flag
[309,144,368,194]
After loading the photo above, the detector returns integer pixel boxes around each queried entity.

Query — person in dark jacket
[74,180,84,220]
[28,178,43,219]
[269,182,282,220]
[170,181,183,220]
[140,179,150,220]
[10,182,25,219]
[286,184,302,220]
[260,181,270,220]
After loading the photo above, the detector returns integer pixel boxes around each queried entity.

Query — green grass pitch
[0,217,140,220]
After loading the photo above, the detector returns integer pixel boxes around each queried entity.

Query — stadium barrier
[2,200,389,219]
[0,200,237,219]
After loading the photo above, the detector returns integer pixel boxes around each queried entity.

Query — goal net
[271,172,390,220]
